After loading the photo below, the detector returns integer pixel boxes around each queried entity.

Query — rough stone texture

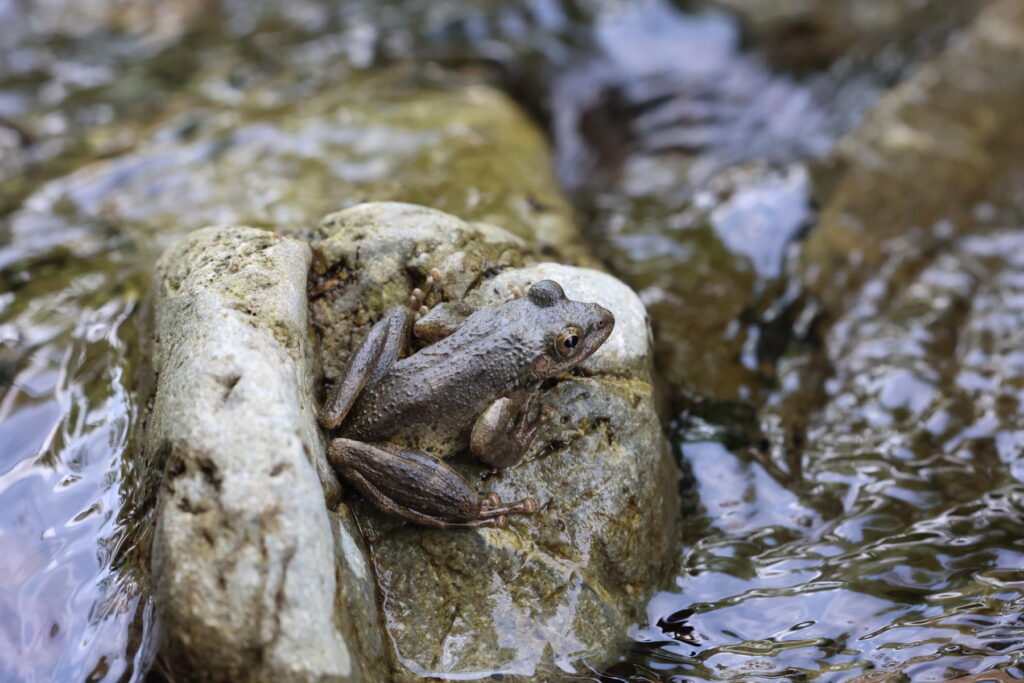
[309,201,535,379]
[311,203,681,681]
[143,227,384,681]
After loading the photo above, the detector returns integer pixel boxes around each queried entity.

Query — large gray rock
[310,203,681,680]
[142,227,385,681]
[142,203,681,681]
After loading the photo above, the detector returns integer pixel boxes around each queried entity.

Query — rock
[142,204,681,681]
[142,226,385,681]
[707,0,981,73]
[310,203,681,680]
[800,0,1024,320]
[6,68,592,267]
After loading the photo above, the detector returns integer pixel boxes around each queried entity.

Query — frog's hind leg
[328,438,537,529]
[319,306,412,430]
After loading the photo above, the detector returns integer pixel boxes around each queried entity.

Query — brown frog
[319,276,614,529]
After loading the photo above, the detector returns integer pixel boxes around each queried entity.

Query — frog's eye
[555,327,581,357]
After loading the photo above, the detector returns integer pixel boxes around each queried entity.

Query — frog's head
[525,280,615,379]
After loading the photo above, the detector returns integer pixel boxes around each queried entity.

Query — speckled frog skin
[319,279,614,529]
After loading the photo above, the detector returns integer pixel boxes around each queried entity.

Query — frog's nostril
[596,319,605,329]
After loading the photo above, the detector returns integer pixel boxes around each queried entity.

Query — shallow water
[2,0,1023,681]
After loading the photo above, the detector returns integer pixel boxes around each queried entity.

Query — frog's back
[341,310,537,451]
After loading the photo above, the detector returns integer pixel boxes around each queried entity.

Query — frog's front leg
[470,390,555,469]
[319,306,412,430]
[328,439,537,528]
[319,269,443,429]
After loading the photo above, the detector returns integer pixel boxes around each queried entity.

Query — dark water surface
[2,1,1023,680]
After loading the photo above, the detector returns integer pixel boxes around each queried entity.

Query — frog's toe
[479,496,538,520]
[409,269,444,311]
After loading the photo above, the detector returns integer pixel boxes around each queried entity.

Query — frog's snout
[583,303,615,357]
[594,305,614,332]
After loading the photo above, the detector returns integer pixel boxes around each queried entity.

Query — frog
[318,274,615,529]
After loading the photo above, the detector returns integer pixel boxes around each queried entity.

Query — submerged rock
[800,0,1024,320]
[587,161,813,405]
[6,67,591,268]
[549,3,826,407]
[708,0,981,73]
[310,202,680,680]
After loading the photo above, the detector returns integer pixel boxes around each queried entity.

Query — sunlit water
[2,1,1022,681]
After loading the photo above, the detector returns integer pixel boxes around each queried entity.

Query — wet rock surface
[800,0,1024,318]
[136,203,680,681]
[142,227,384,681]
[311,203,680,680]
[5,66,590,268]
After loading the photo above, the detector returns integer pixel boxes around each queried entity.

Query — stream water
[2,1,1023,681]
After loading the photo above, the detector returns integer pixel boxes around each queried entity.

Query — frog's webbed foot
[328,438,537,529]
[470,390,554,469]
[480,492,538,520]
[408,270,481,343]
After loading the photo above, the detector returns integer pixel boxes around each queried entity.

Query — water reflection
[630,231,1024,681]
[0,259,154,681]
[629,429,1024,679]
